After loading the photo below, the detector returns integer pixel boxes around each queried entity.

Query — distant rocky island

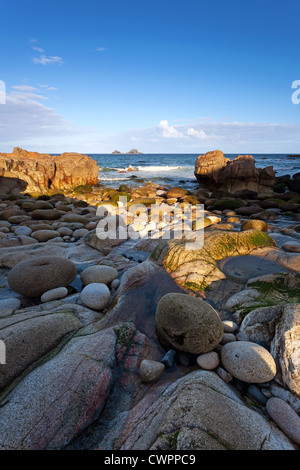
[112,149,143,155]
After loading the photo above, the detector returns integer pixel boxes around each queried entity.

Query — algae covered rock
[155,293,223,354]
[151,229,277,292]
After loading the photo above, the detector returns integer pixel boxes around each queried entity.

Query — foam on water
[90,153,300,188]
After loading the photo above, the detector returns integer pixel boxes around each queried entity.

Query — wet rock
[247,384,268,405]
[161,349,177,368]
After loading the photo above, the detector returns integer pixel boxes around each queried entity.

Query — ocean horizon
[86,153,300,188]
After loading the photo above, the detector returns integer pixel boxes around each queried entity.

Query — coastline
[0,149,299,450]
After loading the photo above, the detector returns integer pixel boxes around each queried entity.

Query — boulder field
[0,156,299,450]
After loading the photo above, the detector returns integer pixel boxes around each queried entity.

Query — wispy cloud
[38,84,58,91]
[12,85,38,92]
[96,47,107,52]
[0,90,87,151]
[32,55,64,65]
[32,46,45,53]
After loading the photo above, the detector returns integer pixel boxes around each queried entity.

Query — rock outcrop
[194,150,275,194]
[0,147,99,194]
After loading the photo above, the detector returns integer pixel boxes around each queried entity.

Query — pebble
[216,367,232,383]
[81,265,118,286]
[57,227,73,237]
[31,230,61,242]
[110,278,120,290]
[222,320,238,333]
[0,297,21,315]
[220,333,237,345]
[13,226,32,237]
[247,384,268,405]
[161,349,177,369]
[282,242,300,253]
[197,351,219,370]
[177,352,190,367]
[80,283,111,311]
[139,359,165,383]
[72,228,89,238]
[266,397,300,445]
[41,287,68,303]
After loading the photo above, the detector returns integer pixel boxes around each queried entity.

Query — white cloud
[158,120,184,139]
[32,55,64,65]
[187,128,207,139]
[38,84,58,91]
[12,85,38,92]
[11,91,48,101]
[32,46,45,53]
[96,47,107,52]
[0,90,86,151]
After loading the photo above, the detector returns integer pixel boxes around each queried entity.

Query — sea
[88,154,300,189]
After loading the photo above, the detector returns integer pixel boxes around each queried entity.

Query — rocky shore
[0,149,299,450]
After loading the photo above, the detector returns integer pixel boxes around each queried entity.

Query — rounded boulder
[8,256,77,298]
[155,293,223,354]
[241,220,268,232]
[80,265,118,286]
[80,283,111,310]
[221,341,276,383]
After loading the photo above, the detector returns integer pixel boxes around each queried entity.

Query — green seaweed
[166,431,179,450]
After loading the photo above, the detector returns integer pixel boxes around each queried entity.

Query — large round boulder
[155,293,223,354]
[221,341,276,383]
[8,256,77,297]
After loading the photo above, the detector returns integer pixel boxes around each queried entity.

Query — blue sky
[1,0,300,153]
